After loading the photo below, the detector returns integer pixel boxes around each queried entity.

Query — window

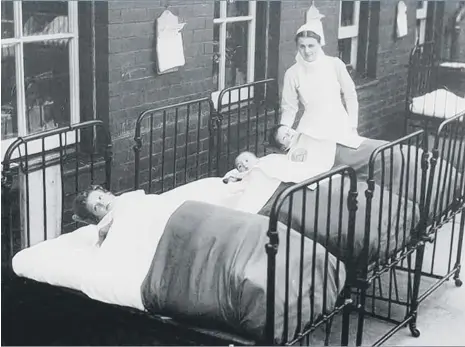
[1,1,80,158]
[337,1,361,69]
[416,1,428,45]
[212,0,256,108]
[337,1,380,81]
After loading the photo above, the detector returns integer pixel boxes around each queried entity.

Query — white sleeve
[280,68,299,127]
[335,58,359,128]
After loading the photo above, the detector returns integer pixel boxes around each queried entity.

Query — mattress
[410,89,465,118]
[12,177,276,310]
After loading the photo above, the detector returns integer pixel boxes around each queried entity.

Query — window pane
[22,1,69,36]
[340,1,355,27]
[24,41,70,135]
[225,22,248,88]
[227,1,249,17]
[2,44,18,140]
[338,38,352,66]
[214,1,220,18]
[417,1,424,9]
[1,2,14,39]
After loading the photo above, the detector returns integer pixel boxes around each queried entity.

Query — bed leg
[408,244,425,338]
[355,288,367,346]
[453,212,464,287]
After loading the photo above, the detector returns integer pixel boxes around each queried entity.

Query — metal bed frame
[2,79,463,346]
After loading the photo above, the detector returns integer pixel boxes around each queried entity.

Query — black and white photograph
[1,0,464,345]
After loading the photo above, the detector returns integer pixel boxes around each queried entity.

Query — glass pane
[214,1,220,18]
[1,2,14,39]
[340,1,355,27]
[227,1,249,17]
[417,1,424,9]
[212,24,220,90]
[225,22,248,88]
[338,38,352,66]
[24,41,70,135]
[1,44,18,140]
[22,1,69,36]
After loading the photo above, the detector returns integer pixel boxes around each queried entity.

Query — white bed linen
[11,176,279,310]
[410,89,465,118]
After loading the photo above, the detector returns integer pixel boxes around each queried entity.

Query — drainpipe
[450,2,465,61]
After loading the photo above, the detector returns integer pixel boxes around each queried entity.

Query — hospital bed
[2,113,353,344]
[405,41,465,136]
[210,80,464,346]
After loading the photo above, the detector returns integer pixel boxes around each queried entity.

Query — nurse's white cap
[296,4,326,46]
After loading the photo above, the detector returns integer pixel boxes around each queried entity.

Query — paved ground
[311,214,465,346]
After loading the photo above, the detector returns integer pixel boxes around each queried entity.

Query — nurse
[280,22,362,147]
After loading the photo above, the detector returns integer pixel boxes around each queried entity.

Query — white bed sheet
[410,89,465,118]
[12,175,280,311]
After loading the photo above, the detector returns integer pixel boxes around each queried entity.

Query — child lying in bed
[72,185,117,246]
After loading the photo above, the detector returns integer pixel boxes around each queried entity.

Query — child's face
[275,126,297,150]
[86,190,116,220]
[235,152,259,172]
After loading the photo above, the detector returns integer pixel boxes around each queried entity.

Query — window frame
[212,0,257,109]
[337,1,361,70]
[1,1,80,160]
[416,1,428,45]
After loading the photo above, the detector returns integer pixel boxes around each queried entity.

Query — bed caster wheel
[410,327,421,338]
[455,279,463,287]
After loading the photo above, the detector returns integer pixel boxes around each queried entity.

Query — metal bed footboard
[416,112,465,302]
[355,130,430,346]
[266,165,358,346]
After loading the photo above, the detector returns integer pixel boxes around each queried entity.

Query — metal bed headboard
[216,78,280,176]
[1,120,112,270]
[133,97,219,194]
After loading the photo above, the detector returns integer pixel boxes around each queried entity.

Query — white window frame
[1,1,80,160]
[212,0,257,110]
[337,1,361,69]
[416,1,428,45]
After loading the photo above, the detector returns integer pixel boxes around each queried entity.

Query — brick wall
[102,1,459,193]
[106,0,214,192]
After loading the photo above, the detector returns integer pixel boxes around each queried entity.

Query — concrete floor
[306,213,465,346]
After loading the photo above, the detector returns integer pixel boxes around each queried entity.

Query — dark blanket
[258,179,421,268]
[141,201,346,344]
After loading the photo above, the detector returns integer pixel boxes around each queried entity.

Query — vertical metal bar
[184,104,190,184]
[196,101,201,179]
[162,110,166,193]
[296,187,307,335]
[311,182,319,326]
[173,107,179,189]
[59,134,65,232]
[237,89,241,155]
[90,126,95,184]
[41,138,47,241]
[284,194,292,344]
[24,144,31,248]
[227,92,232,168]
[149,115,154,193]
[74,128,79,195]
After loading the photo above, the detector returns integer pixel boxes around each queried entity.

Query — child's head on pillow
[235,151,259,172]
[73,185,115,225]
